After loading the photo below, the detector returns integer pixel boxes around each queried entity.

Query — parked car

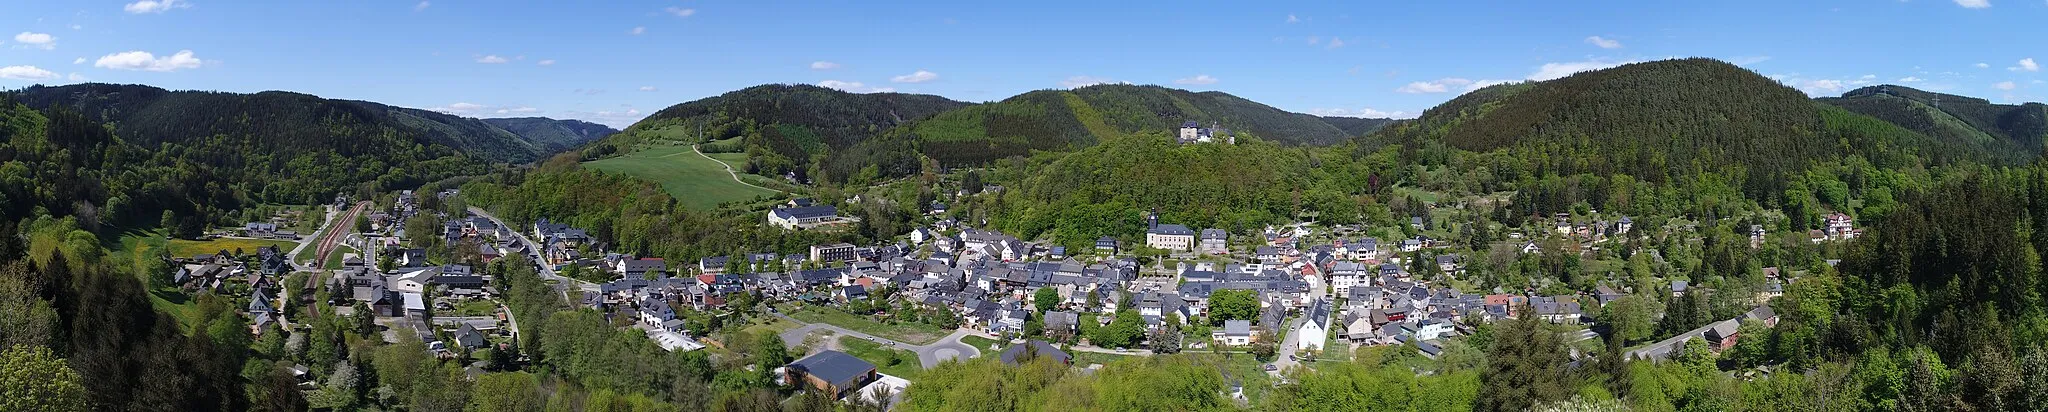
[1264,364,1278,371]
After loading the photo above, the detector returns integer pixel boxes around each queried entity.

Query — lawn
[740,317,801,339]
[840,338,923,380]
[1069,351,1134,368]
[167,237,299,258]
[782,304,948,345]
[321,246,358,270]
[581,144,780,210]
[960,335,1003,352]
[452,299,500,317]
[114,230,203,329]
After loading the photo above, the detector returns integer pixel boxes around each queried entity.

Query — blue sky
[1,1,2043,128]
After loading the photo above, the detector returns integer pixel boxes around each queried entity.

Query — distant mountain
[1818,85,2046,156]
[904,84,1356,166]
[6,83,598,164]
[482,117,618,152]
[2,83,601,204]
[1368,58,2015,198]
[1318,116,1399,136]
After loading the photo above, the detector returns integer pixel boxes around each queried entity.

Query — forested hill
[1364,57,2019,199]
[1818,85,2047,160]
[481,117,619,152]
[589,84,971,182]
[905,84,1357,166]
[1,83,583,208]
[1318,116,1399,136]
[7,83,600,164]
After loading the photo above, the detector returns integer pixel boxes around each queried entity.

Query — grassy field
[453,299,500,317]
[113,230,202,329]
[961,335,1003,352]
[840,338,924,379]
[167,237,299,258]
[782,304,948,345]
[322,246,359,270]
[581,144,779,210]
[740,317,801,339]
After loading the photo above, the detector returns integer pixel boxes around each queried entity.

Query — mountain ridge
[6,83,607,163]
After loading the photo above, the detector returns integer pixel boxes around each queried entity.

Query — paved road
[466,207,598,300]
[1270,262,1330,378]
[772,312,982,368]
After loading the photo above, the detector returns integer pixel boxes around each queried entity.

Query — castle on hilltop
[1177,121,1235,145]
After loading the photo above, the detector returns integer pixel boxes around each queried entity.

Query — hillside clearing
[581,144,780,210]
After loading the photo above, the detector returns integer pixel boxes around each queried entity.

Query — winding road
[466,207,598,300]
[772,312,981,368]
[691,144,783,194]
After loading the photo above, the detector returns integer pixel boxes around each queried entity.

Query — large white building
[1146,224,1197,251]
[768,206,840,230]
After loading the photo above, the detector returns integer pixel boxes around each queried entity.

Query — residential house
[699,256,730,274]
[1095,237,1120,254]
[1199,229,1229,255]
[998,340,1072,365]
[1298,299,1331,351]
[1213,319,1256,346]
[452,323,490,350]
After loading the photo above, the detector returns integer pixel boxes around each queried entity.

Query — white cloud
[1585,36,1622,49]
[1899,76,1925,82]
[1173,75,1219,85]
[1465,79,1517,92]
[124,0,189,14]
[890,70,939,83]
[537,59,555,66]
[93,50,204,72]
[0,65,58,81]
[1804,79,1847,94]
[1860,74,1877,80]
[493,107,538,114]
[1976,62,1992,68]
[68,24,81,30]
[1996,81,2018,90]
[475,55,508,64]
[1327,37,1346,49]
[1306,36,1320,45]
[413,1,429,11]
[810,61,840,70]
[1308,107,1415,119]
[14,32,55,49]
[1058,75,1120,88]
[1286,14,1299,23]
[665,7,695,17]
[67,72,86,82]
[630,26,646,35]
[1529,59,1635,81]
[430,102,487,114]
[1396,78,1475,94]
[638,86,658,92]
[1953,0,1991,8]
[72,57,84,64]
[2011,58,2038,72]
[817,80,894,93]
